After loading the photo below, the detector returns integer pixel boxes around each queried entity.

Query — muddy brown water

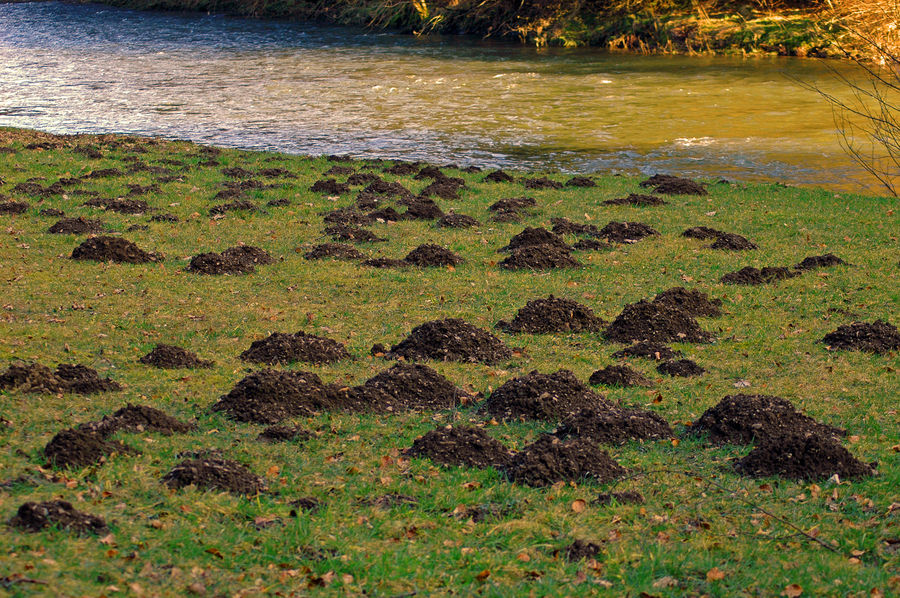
[0,2,889,194]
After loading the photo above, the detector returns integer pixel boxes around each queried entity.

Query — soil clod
[84,404,196,436]
[640,174,708,195]
[657,358,705,377]
[71,236,160,264]
[611,341,681,360]
[605,300,713,344]
[436,213,480,228]
[565,176,596,187]
[499,245,581,270]
[651,286,722,317]
[403,243,464,267]
[347,363,471,412]
[240,331,350,365]
[388,318,513,364]
[483,369,611,422]
[405,425,513,468]
[496,295,603,334]
[212,369,337,423]
[504,435,626,487]
[44,428,136,469]
[820,320,900,353]
[555,407,672,445]
[603,193,667,206]
[162,459,266,495]
[501,227,570,253]
[483,170,514,183]
[139,344,213,369]
[324,224,386,244]
[588,365,652,387]
[599,221,659,243]
[794,253,847,270]
[721,266,800,285]
[682,226,724,240]
[9,500,108,535]
[734,433,875,480]
[562,539,603,562]
[709,232,758,251]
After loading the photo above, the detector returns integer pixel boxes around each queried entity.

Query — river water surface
[0,2,882,193]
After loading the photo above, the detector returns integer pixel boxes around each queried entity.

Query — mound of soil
[599,221,659,243]
[257,425,313,443]
[604,300,713,344]
[405,425,513,468]
[388,318,513,364]
[222,245,274,266]
[104,199,152,214]
[267,198,291,207]
[401,198,444,220]
[349,363,469,412]
[240,331,350,365]
[503,435,626,487]
[657,359,705,377]
[550,217,601,238]
[496,295,604,334]
[523,176,563,190]
[44,428,136,469]
[323,207,373,226]
[363,180,412,199]
[603,193,667,206]
[414,166,445,180]
[325,165,354,176]
[682,226,724,240]
[86,404,196,436]
[347,173,380,186]
[436,213,480,228]
[403,243,464,267]
[212,369,337,423]
[0,201,28,214]
[794,253,847,270]
[8,500,108,535]
[692,394,845,445]
[563,540,603,561]
[310,179,350,194]
[573,239,613,251]
[555,407,672,445]
[54,364,120,394]
[362,257,409,269]
[652,287,722,317]
[209,200,260,216]
[383,162,420,175]
[324,224,386,243]
[71,236,160,264]
[820,320,900,353]
[500,245,581,270]
[40,208,65,217]
[483,169,514,183]
[565,176,596,187]
[734,433,875,481]
[420,180,462,200]
[368,206,403,222]
[501,227,570,252]
[222,166,254,178]
[483,369,610,422]
[162,459,266,495]
[0,362,68,393]
[639,174,708,196]
[588,365,652,387]
[150,213,178,223]
[188,252,254,275]
[720,266,799,285]
[611,341,681,360]
[709,233,758,250]
[488,196,535,215]
[139,344,213,369]
[303,243,365,261]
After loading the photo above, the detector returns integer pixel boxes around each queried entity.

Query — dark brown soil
[303,243,365,261]
[8,500,108,535]
[161,459,266,495]
[240,331,350,365]
[324,224,386,243]
[368,207,403,221]
[588,365,652,387]
[267,198,291,207]
[503,435,626,487]
[603,193,667,206]
[599,221,659,243]
[0,201,28,214]
[720,266,800,285]
[347,173,380,186]
[483,369,610,422]
[639,174,708,195]
[657,359,705,377]
[40,208,65,217]
[12,181,52,196]
[692,394,845,445]
[652,287,722,317]
[550,217,602,238]
[323,207,373,226]
[150,213,178,223]
[0,363,68,393]
[611,341,681,360]
[222,166,254,178]
[401,198,444,220]
[594,490,644,506]
[104,199,152,214]
[484,170,514,183]
[794,253,847,270]
[187,252,255,275]
[604,300,713,344]
[565,176,596,187]
[257,425,313,443]
[383,162,420,175]
[555,407,672,445]
[573,239,613,251]
[405,425,513,468]
[212,369,337,423]
[126,183,161,196]
[501,227,570,252]
[85,404,196,436]
[734,433,875,481]
[523,176,563,190]
[363,180,412,199]
[139,344,213,369]
[499,245,581,270]
[71,236,160,264]
[420,180,462,200]
[310,179,351,194]
[820,320,900,353]
[436,213,480,228]
[404,243,464,267]
[490,210,524,223]
[44,428,136,469]
[682,226,724,240]
[324,165,354,176]
[414,166,445,180]
[488,196,535,215]
[496,295,604,334]
[208,200,259,215]
[54,364,121,394]
[362,257,409,269]
[388,318,513,364]
[709,233,758,251]
[348,363,470,412]
[562,539,603,561]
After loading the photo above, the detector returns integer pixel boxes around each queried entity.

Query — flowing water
[0,2,883,193]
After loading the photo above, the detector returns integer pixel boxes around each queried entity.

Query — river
[0,2,882,194]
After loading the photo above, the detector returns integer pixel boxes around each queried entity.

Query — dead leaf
[475,569,491,581]
[653,576,677,588]
[783,584,803,597]
[99,534,116,546]
[204,548,223,559]
[571,499,587,513]
[706,567,725,581]
[186,582,205,595]
[516,552,530,562]
[266,465,280,477]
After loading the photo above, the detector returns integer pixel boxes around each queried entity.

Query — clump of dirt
[8,500,108,535]
[588,365,652,387]
[720,266,799,285]
[503,435,626,487]
[436,213,480,228]
[734,433,875,481]
[187,246,273,275]
[555,407,672,445]
[562,539,603,561]
[222,166,254,178]
[369,206,403,222]
[500,245,582,270]
[611,341,681,360]
[501,227,570,252]
[310,179,351,194]
[54,364,121,394]
[363,180,412,199]
[323,207,373,226]
[604,300,713,343]
[267,198,291,207]
[401,197,444,220]
[523,176,563,190]
[484,169,514,183]
[0,362,67,393]
[325,165,354,176]
[403,243,464,267]
[150,213,178,223]
[488,196,535,221]
[388,318,513,364]
[405,425,513,468]
[820,320,900,353]
[324,224,386,243]
[496,295,604,334]
[349,363,470,412]
[212,369,338,423]
[565,176,596,187]
[550,217,601,238]
[348,173,380,186]
[86,404,196,436]
[639,174,708,195]
[483,369,610,422]
[414,166,445,180]
[794,253,847,271]
[257,167,296,179]
[709,232,758,250]
[257,425,313,443]
[362,257,409,269]
[104,199,152,214]
[420,180,462,200]
[599,221,659,243]
[652,287,722,317]
[594,490,644,506]
[383,162,420,175]
[573,239,612,251]
[126,183,161,196]
[657,359,705,377]
[304,243,365,261]
[139,344,213,369]
[44,428,136,469]
[161,459,266,495]
[209,200,260,216]
[0,201,28,214]
[40,208,65,217]
[603,193,667,206]
[240,331,350,365]
[682,226,724,240]
[692,394,845,445]
[71,236,160,264]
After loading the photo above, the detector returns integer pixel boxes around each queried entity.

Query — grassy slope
[0,126,898,596]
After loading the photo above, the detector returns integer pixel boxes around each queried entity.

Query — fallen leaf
[475,569,491,581]
[706,567,726,581]
[516,552,530,562]
[266,465,280,477]
[204,548,223,559]
[783,584,803,597]
[653,576,677,588]
[99,534,116,546]
[571,499,587,513]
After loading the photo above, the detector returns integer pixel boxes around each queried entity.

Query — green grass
[0,126,898,597]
